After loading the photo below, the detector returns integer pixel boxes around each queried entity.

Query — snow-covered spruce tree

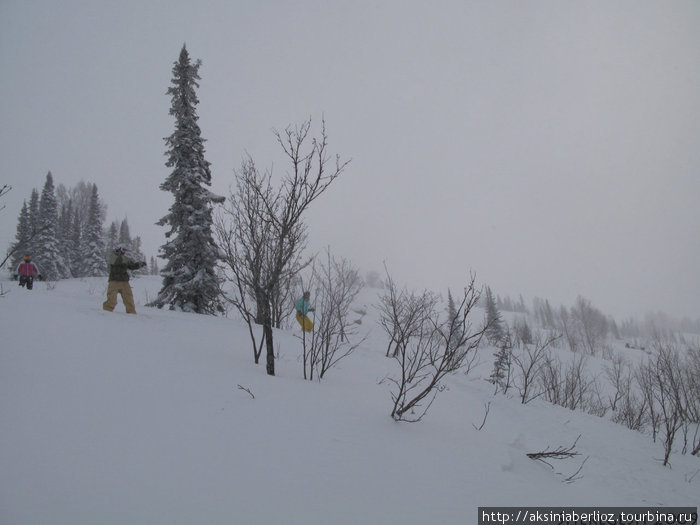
[490,330,514,394]
[10,201,31,267]
[117,219,146,273]
[79,184,107,277]
[484,286,504,344]
[149,45,224,315]
[118,218,131,247]
[35,172,69,280]
[68,210,82,275]
[57,200,76,277]
[105,221,119,254]
[10,188,41,270]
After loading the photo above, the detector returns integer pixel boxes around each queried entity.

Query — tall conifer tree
[27,189,40,258]
[484,286,504,344]
[80,184,107,276]
[149,45,224,314]
[35,172,67,280]
[11,201,31,269]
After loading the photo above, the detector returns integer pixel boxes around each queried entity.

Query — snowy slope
[0,277,697,525]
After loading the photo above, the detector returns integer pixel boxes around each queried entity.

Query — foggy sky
[1,0,698,320]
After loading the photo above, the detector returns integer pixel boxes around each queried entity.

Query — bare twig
[563,456,589,483]
[237,384,255,399]
[472,402,491,431]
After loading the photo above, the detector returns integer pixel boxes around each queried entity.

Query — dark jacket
[107,253,142,282]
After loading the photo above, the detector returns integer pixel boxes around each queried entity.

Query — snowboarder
[102,244,146,314]
[16,254,40,290]
[295,291,315,332]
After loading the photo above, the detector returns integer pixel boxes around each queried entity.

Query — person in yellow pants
[102,244,146,314]
[295,291,315,332]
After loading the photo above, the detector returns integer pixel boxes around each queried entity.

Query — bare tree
[216,157,298,364]
[605,354,632,412]
[539,353,595,412]
[571,296,608,356]
[636,363,660,443]
[299,248,364,380]
[217,118,350,375]
[684,345,700,456]
[0,184,10,213]
[512,333,559,404]
[605,352,647,431]
[557,305,580,353]
[381,272,485,422]
[1,185,12,297]
[636,341,688,466]
[378,268,439,359]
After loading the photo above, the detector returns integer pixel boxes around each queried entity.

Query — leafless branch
[237,384,255,399]
[472,402,491,431]
[526,435,582,469]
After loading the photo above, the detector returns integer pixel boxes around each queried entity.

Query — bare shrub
[381,272,485,422]
[299,248,364,380]
[605,354,632,412]
[378,270,439,359]
[539,353,598,413]
[512,334,559,404]
[637,341,690,466]
[606,354,649,431]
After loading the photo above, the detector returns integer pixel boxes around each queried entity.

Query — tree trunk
[263,297,275,375]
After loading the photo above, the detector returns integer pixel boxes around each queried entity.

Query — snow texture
[0,277,697,525]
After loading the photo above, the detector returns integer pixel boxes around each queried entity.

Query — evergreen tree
[80,184,107,276]
[149,44,224,314]
[35,172,67,280]
[490,331,513,394]
[69,210,82,275]
[118,218,131,246]
[58,200,76,276]
[27,188,40,258]
[11,201,32,269]
[149,256,160,276]
[106,221,119,255]
[130,236,147,275]
[446,289,464,351]
[10,188,40,270]
[484,286,504,344]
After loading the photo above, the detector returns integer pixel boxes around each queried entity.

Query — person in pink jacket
[16,254,40,290]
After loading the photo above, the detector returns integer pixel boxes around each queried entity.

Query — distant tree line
[6,172,153,280]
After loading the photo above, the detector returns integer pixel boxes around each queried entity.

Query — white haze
[1,1,698,320]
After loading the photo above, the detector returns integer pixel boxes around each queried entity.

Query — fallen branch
[237,384,255,399]
[526,434,581,469]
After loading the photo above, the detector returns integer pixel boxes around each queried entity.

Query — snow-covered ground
[1,277,697,524]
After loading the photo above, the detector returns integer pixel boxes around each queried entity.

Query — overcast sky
[1,0,698,320]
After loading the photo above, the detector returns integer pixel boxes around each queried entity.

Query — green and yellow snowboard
[296,312,314,332]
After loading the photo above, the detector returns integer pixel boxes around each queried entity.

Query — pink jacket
[17,261,39,277]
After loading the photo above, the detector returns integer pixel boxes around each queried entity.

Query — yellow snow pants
[103,281,137,314]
